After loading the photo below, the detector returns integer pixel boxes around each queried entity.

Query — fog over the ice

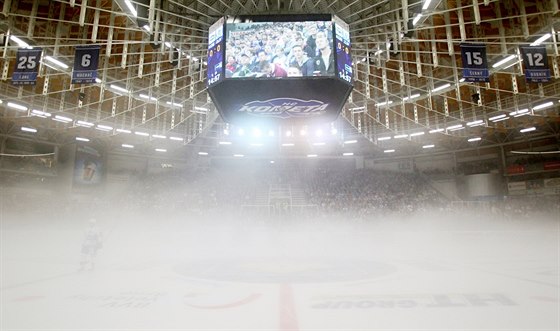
[1,164,558,330]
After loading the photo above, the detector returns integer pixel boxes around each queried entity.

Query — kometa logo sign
[237,98,329,119]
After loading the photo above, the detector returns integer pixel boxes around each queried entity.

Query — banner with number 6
[520,45,550,83]
[460,44,489,82]
[72,45,100,84]
[12,48,43,85]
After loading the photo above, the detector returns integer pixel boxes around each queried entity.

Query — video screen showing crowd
[225,21,335,78]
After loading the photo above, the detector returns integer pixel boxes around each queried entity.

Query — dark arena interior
[0,0,559,330]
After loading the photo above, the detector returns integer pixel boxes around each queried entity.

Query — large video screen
[207,17,225,86]
[225,20,335,79]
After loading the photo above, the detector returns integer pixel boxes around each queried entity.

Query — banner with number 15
[460,44,489,83]
[72,45,100,84]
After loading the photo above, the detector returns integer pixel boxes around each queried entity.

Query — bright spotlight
[331,128,338,135]
[300,129,307,136]
[286,130,292,137]
[238,128,245,136]
[315,129,323,137]
[252,128,262,137]
[268,130,275,137]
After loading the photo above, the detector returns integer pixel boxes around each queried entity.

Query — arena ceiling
[0,0,559,160]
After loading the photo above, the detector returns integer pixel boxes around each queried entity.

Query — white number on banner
[81,54,91,67]
[17,55,38,69]
[526,53,544,67]
[465,51,483,65]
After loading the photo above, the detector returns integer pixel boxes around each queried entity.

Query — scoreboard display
[207,15,353,124]
[333,15,352,84]
[207,17,225,86]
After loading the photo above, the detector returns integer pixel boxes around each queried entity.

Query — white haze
[1,178,559,330]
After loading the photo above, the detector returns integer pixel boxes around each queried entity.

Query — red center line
[279,283,299,331]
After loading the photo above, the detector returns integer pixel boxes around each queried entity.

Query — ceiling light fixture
[467,120,484,127]
[492,55,517,68]
[124,0,138,17]
[166,102,183,108]
[520,127,536,133]
[10,35,32,49]
[376,100,393,106]
[53,115,73,123]
[110,84,128,94]
[31,109,51,118]
[96,125,113,131]
[44,56,69,69]
[431,83,451,93]
[21,126,37,133]
[76,120,94,127]
[7,102,28,111]
[413,14,423,26]
[530,33,552,46]
[446,124,463,130]
[533,101,554,111]
[403,93,421,101]
[489,114,507,121]
[139,94,157,101]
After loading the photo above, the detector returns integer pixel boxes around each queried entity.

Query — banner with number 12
[72,45,100,84]
[520,45,550,83]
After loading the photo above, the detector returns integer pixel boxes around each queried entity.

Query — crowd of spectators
[225,21,335,78]
[1,159,557,225]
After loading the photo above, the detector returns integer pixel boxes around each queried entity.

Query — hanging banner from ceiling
[460,44,489,82]
[519,45,550,83]
[12,48,42,85]
[72,45,101,84]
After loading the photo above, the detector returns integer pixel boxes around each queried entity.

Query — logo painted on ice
[237,98,329,119]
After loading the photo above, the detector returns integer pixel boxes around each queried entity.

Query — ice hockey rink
[2,212,558,331]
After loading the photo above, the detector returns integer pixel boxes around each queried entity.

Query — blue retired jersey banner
[72,45,100,84]
[460,44,489,82]
[12,48,42,85]
[520,46,550,83]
